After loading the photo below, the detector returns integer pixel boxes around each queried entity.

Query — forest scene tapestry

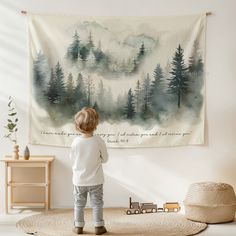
[28,14,206,147]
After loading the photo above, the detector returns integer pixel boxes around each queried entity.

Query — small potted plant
[4,96,19,159]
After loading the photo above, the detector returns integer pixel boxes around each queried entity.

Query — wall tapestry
[28,14,206,147]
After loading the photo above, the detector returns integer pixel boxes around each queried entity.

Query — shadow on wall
[51,154,74,208]
[51,156,151,208]
[146,150,236,196]
[104,172,173,208]
[104,174,146,207]
[103,151,183,206]
[50,149,173,208]
[102,148,236,206]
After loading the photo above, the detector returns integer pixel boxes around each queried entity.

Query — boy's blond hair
[74,107,99,133]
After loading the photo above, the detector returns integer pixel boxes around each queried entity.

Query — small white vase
[13,144,19,160]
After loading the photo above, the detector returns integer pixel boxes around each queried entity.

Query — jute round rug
[16,208,207,236]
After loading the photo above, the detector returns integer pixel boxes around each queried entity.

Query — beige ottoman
[184,182,236,223]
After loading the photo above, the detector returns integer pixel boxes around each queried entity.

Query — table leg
[45,163,49,211]
[5,163,8,214]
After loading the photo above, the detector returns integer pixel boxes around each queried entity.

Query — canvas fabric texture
[28,14,206,147]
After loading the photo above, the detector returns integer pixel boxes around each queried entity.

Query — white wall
[0,0,236,213]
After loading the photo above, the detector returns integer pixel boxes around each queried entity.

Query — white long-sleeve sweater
[70,135,108,186]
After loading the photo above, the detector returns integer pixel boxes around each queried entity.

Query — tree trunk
[178,92,181,108]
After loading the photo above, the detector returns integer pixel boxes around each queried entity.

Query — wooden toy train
[126,197,180,215]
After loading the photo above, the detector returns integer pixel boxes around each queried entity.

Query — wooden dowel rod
[20,10,212,16]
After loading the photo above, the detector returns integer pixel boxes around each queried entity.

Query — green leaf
[7,119,12,122]
[9,108,15,111]
[15,118,18,122]
[9,112,17,116]
[8,123,16,130]
[8,100,12,107]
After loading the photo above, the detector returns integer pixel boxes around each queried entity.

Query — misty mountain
[124,34,158,52]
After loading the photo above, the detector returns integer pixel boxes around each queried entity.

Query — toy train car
[125,197,180,215]
[163,202,180,212]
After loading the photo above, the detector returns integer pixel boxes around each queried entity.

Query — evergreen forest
[33,30,204,127]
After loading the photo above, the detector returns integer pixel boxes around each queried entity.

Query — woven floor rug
[16,208,207,236]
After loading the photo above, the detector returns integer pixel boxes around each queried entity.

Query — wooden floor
[0,209,235,236]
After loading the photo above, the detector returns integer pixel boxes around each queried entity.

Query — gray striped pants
[73,184,104,227]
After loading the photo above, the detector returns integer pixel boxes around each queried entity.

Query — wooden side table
[1,156,54,213]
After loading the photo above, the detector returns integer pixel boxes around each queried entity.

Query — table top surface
[1,156,55,162]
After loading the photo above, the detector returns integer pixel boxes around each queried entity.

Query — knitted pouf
[184,182,236,223]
